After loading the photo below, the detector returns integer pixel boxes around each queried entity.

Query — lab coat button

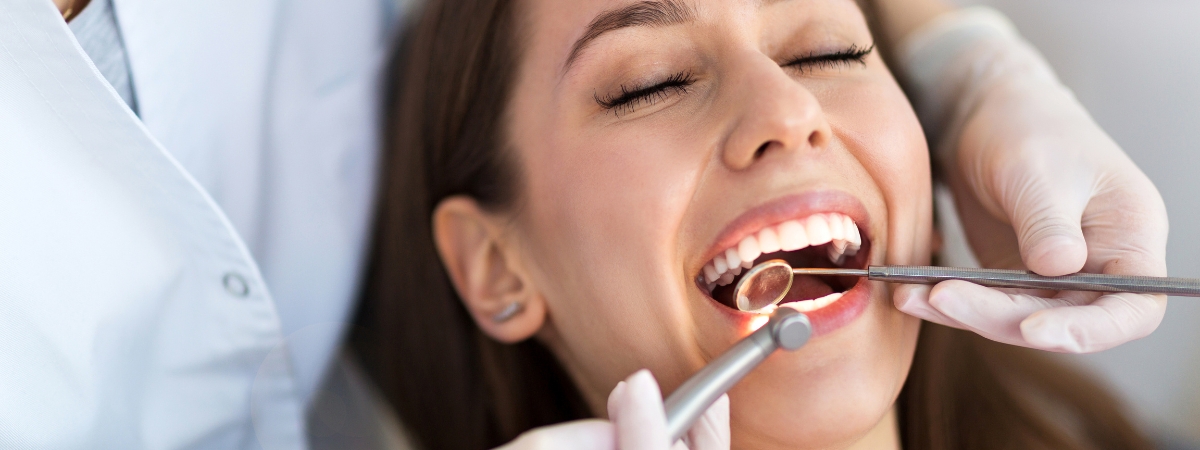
[223,272,250,297]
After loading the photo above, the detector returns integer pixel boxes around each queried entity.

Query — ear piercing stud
[492,302,525,323]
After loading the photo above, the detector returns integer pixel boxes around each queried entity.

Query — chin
[724,282,919,449]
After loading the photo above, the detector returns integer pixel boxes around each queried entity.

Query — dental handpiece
[663,308,812,443]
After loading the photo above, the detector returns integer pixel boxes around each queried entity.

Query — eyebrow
[564,0,697,70]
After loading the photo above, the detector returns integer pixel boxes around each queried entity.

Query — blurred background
[939,0,1200,446]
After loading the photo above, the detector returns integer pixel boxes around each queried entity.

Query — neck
[845,407,901,450]
[732,406,902,450]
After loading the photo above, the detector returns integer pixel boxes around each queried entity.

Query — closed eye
[595,71,696,117]
[783,44,874,73]
[592,44,872,117]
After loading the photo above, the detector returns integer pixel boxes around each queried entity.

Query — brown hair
[352,1,1152,449]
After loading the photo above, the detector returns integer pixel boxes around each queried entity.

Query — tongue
[780,275,835,304]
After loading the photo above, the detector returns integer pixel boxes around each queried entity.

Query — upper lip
[696,191,872,278]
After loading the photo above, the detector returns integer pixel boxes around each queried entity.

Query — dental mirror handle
[795,266,1200,297]
[663,308,812,443]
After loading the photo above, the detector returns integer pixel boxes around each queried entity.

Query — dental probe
[731,260,1200,313]
[663,308,812,443]
[792,266,1200,297]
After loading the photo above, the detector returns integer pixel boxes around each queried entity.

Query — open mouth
[696,212,871,313]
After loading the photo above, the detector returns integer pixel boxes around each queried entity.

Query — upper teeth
[702,213,861,289]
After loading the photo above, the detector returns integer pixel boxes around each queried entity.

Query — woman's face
[503,0,930,447]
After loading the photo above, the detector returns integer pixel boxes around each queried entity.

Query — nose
[720,56,832,171]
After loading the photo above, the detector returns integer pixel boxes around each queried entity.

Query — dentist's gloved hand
[495,369,730,450]
[893,7,1169,354]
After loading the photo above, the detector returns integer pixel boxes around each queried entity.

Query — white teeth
[778,220,808,251]
[701,212,862,293]
[842,216,856,241]
[724,248,742,273]
[827,214,845,241]
[804,215,832,246]
[783,292,844,312]
[828,242,846,265]
[815,292,843,308]
[846,218,861,255]
[757,228,781,254]
[737,235,761,265]
[832,239,848,254]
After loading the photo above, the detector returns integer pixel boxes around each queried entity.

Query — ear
[432,196,546,343]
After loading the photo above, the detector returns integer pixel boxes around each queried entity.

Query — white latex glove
[495,369,730,450]
[894,7,1169,354]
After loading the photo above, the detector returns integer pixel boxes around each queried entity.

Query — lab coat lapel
[0,0,306,447]
[112,0,283,240]
[110,0,389,408]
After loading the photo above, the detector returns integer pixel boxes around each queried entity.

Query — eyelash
[594,71,696,118]
[594,44,875,117]
[782,43,875,73]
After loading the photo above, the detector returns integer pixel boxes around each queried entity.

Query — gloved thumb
[999,171,1088,276]
[607,369,670,450]
[679,394,729,450]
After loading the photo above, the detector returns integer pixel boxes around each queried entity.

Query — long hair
[352,1,1152,449]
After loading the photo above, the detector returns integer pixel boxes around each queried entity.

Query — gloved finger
[680,394,729,450]
[926,280,1076,347]
[607,380,628,423]
[1021,292,1167,353]
[610,369,670,450]
[494,420,615,450]
[1076,175,1169,278]
[893,284,970,330]
[993,168,1089,277]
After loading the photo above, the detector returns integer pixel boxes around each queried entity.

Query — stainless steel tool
[797,265,1200,296]
[732,260,1200,313]
[663,263,1197,440]
[663,307,812,443]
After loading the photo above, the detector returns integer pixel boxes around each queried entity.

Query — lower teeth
[783,292,844,312]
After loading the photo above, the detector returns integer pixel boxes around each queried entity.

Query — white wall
[945,0,1200,444]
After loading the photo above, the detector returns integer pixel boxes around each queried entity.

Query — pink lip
[697,191,874,337]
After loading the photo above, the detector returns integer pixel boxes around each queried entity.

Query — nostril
[808,131,821,148]
[755,142,770,158]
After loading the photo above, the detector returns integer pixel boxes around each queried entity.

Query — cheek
[522,120,698,290]
[513,115,709,398]
[825,77,932,266]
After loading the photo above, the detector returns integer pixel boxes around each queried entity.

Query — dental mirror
[733,259,794,312]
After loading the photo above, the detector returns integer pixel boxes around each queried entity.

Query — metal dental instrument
[799,266,1200,295]
[665,262,1200,439]
[663,307,812,443]
[733,260,1200,313]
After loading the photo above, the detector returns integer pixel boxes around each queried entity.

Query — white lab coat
[0,0,388,447]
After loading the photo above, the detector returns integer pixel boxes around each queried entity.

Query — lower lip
[790,277,870,337]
